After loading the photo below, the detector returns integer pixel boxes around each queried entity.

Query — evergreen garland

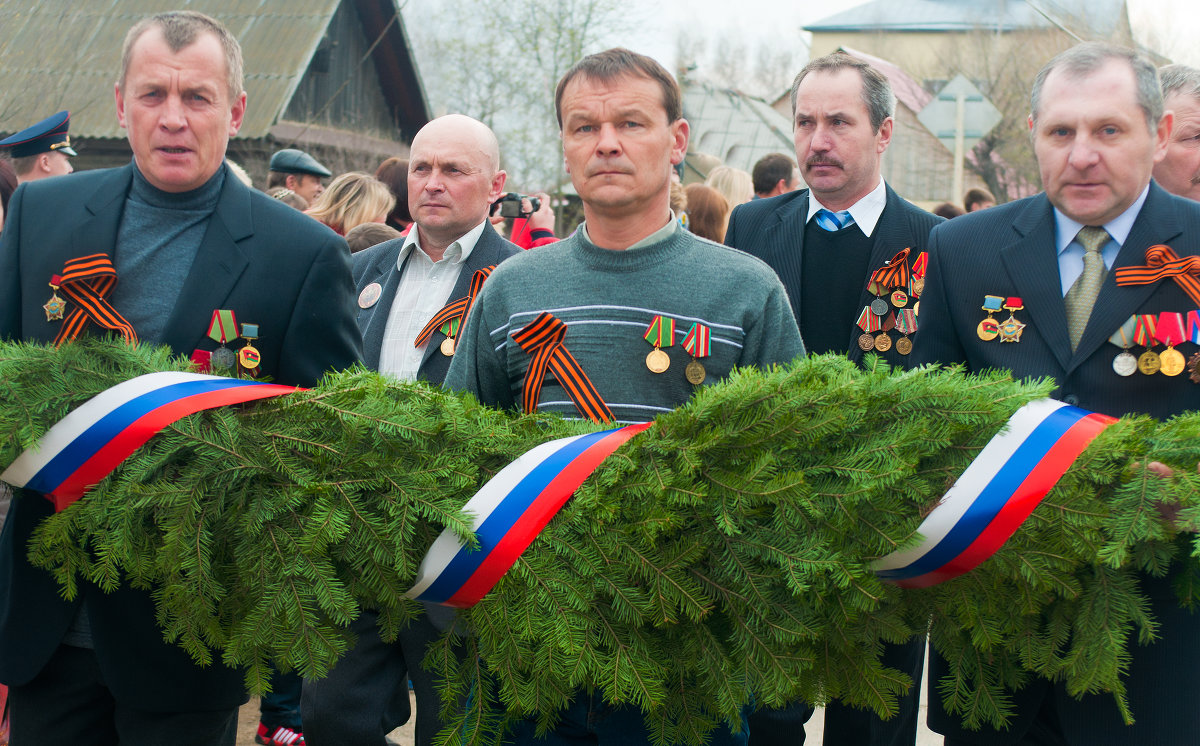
[1,340,1199,745]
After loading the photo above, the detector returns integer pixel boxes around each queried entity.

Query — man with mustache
[723,51,941,746]
[1153,64,1200,201]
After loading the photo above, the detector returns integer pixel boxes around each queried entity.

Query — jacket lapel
[68,167,133,272]
[159,169,251,354]
[358,240,407,370]
[849,186,912,362]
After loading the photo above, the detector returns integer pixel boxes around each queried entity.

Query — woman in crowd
[684,183,731,243]
[305,171,395,236]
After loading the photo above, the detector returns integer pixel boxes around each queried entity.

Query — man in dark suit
[0,11,361,746]
[913,42,1200,745]
[725,51,940,745]
[301,114,519,746]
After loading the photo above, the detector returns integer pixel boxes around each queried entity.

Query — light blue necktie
[815,209,854,232]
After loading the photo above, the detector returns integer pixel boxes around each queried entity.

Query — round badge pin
[358,282,383,309]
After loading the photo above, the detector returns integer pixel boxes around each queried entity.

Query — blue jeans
[261,668,304,730]
[508,689,748,745]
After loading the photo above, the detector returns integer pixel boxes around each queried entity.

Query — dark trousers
[260,669,304,731]
[748,637,925,746]
[7,643,237,746]
[303,608,453,746]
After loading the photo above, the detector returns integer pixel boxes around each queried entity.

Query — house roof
[0,0,428,141]
[682,81,795,176]
[805,0,1125,37]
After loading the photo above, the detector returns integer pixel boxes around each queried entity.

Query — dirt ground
[236,696,414,745]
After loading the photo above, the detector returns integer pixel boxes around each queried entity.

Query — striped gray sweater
[445,222,805,422]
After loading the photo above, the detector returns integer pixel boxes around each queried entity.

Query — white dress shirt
[806,178,888,237]
[1054,185,1148,295]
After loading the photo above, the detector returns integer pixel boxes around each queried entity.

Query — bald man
[300,114,521,746]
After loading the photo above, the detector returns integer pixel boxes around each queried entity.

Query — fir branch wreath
[1,339,1199,745]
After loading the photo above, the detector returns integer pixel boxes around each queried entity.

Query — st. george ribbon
[1,372,300,511]
[406,422,652,608]
[873,398,1116,588]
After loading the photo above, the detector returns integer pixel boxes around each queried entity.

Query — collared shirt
[806,178,887,237]
[378,220,488,380]
[1054,185,1149,295]
[578,212,679,250]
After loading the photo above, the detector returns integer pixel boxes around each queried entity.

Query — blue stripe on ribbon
[875,405,1090,581]
[25,378,259,494]
[418,426,623,604]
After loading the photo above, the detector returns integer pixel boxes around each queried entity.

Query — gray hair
[1160,64,1200,102]
[1031,42,1161,131]
[119,11,244,99]
[790,52,894,133]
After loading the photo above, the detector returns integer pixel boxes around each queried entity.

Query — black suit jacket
[912,182,1200,744]
[725,185,942,367]
[353,224,520,385]
[0,163,363,710]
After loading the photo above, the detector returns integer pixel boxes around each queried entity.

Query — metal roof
[682,82,796,177]
[0,0,428,141]
[805,0,1126,37]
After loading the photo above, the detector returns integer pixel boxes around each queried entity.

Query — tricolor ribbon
[407,423,652,607]
[512,312,613,423]
[1,373,300,511]
[1188,310,1200,346]
[414,266,495,348]
[1114,245,1200,305]
[874,399,1116,588]
[52,254,137,347]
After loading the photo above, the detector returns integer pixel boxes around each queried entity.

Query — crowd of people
[3,8,1200,746]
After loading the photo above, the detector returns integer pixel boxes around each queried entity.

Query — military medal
[890,289,909,308]
[238,322,261,377]
[998,297,1026,343]
[894,309,917,355]
[682,323,710,385]
[643,315,675,373]
[1108,316,1137,377]
[910,252,928,299]
[438,317,461,357]
[1156,312,1186,376]
[207,309,238,370]
[855,306,882,351]
[1187,310,1200,383]
[978,295,1003,341]
[869,296,889,316]
[1134,314,1160,375]
[874,312,896,352]
[43,274,66,321]
[358,282,382,309]
[870,247,912,314]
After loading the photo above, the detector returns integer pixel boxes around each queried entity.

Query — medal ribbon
[682,323,710,358]
[0,372,300,512]
[414,266,495,347]
[1156,312,1185,347]
[856,307,882,333]
[982,295,1004,312]
[895,309,918,335]
[871,248,912,290]
[874,399,1116,588]
[911,251,928,279]
[1108,316,1136,348]
[880,312,896,332]
[406,422,652,607]
[1134,314,1158,347]
[512,312,614,424]
[440,317,461,339]
[52,254,137,347]
[643,316,676,348]
[1188,310,1200,345]
[1114,245,1200,305]
[207,310,237,344]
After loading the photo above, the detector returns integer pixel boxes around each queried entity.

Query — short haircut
[345,221,402,253]
[555,47,681,128]
[266,171,289,190]
[1031,42,1161,131]
[304,171,395,235]
[375,156,412,225]
[1160,64,1200,103]
[790,51,894,132]
[963,187,995,210]
[10,154,37,177]
[684,183,731,243]
[120,11,244,99]
[752,153,797,195]
[933,202,964,219]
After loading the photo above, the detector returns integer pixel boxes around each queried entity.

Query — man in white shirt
[300,114,520,746]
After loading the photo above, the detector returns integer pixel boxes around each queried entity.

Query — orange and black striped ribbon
[511,312,614,424]
[414,266,496,347]
[872,247,912,290]
[1114,245,1200,306]
[53,254,137,347]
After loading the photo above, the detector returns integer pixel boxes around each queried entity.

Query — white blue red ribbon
[873,398,1115,588]
[1,372,300,511]
[407,422,652,608]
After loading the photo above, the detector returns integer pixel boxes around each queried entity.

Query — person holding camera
[300,114,521,746]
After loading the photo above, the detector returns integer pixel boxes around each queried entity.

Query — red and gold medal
[998,297,1026,343]
[1156,312,1186,376]
[44,274,67,321]
[1134,314,1160,375]
[856,306,882,351]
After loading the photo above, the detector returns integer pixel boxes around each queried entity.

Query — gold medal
[646,347,670,373]
[874,334,892,352]
[685,359,706,385]
[977,318,999,341]
[238,344,262,377]
[440,336,456,356]
[1160,346,1186,376]
[858,333,876,351]
[911,276,925,297]
[890,290,908,308]
[895,337,913,355]
[1137,349,1161,375]
[43,292,66,321]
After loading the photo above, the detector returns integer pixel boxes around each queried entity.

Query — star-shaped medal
[998,315,1026,342]
[43,293,66,321]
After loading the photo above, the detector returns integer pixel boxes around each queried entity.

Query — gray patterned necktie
[1065,225,1110,351]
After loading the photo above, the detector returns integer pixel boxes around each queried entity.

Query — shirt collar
[397,219,488,269]
[806,178,887,237]
[578,212,679,250]
[1054,184,1149,256]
